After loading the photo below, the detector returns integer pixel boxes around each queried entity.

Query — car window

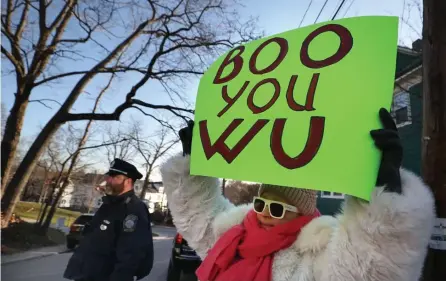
[74,215,93,224]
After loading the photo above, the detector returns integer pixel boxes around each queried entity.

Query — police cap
[106,158,143,181]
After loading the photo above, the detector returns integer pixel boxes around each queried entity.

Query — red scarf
[196,209,320,281]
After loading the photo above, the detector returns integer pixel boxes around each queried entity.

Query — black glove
[370,108,403,194]
[179,120,194,156]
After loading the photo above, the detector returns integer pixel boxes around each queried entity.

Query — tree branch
[63,138,130,164]
[1,45,23,76]
[57,18,151,114]
[38,0,48,37]
[128,106,177,132]
[29,99,62,106]
[4,0,14,33]
[15,0,30,40]
[65,100,193,122]
[33,67,145,87]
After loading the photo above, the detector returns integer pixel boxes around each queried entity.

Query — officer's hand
[370,108,403,194]
[179,120,194,156]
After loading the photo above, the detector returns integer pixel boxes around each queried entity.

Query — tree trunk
[139,166,153,200]
[421,0,446,280]
[1,115,62,228]
[41,118,94,234]
[1,90,30,195]
[39,180,49,203]
[37,186,55,227]
[21,182,31,201]
[40,180,68,234]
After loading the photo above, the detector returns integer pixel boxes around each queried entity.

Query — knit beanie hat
[258,184,317,216]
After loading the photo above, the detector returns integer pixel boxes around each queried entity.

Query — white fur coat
[160,154,435,281]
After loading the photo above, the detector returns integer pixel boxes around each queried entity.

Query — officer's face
[105,174,130,195]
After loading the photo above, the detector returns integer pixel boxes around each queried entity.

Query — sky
[1,0,422,180]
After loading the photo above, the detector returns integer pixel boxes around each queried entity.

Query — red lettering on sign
[249,37,289,74]
[247,78,281,114]
[300,24,353,69]
[217,82,250,117]
[286,73,320,111]
[199,119,269,163]
[213,46,245,84]
[271,117,325,169]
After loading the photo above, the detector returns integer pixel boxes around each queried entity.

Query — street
[1,226,197,281]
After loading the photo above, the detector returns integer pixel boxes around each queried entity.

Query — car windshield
[74,215,93,225]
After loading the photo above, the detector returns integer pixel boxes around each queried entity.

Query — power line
[314,0,330,24]
[331,0,347,20]
[299,0,314,28]
[342,0,355,18]
[330,0,343,19]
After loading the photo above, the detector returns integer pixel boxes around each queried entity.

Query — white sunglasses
[253,196,298,219]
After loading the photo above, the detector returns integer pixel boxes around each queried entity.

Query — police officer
[64,159,154,281]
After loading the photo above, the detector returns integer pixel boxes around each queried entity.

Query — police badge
[123,214,138,232]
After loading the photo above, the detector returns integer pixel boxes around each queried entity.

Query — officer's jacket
[64,190,154,281]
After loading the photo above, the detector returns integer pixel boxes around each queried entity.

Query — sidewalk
[1,244,68,265]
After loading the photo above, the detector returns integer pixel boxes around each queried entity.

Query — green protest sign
[190,16,398,201]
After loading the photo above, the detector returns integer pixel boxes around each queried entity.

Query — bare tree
[39,76,112,234]
[129,123,179,199]
[400,0,423,46]
[102,124,135,163]
[224,181,260,206]
[1,0,259,226]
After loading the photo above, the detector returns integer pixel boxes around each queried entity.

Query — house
[134,181,168,213]
[317,41,423,215]
[58,175,169,214]
[58,174,104,212]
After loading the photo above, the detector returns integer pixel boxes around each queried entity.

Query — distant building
[58,177,168,214]
[58,174,104,212]
[134,181,167,213]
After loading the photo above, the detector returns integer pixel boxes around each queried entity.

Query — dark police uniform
[64,159,154,281]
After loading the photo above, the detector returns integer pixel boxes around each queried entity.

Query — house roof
[135,180,163,193]
[395,46,422,79]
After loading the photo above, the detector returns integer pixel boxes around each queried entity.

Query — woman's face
[255,191,299,230]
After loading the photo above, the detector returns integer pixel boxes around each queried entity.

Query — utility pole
[421,0,446,280]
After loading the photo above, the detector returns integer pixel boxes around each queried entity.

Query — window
[395,107,409,123]
[320,191,345,199]
[392,91,412,127]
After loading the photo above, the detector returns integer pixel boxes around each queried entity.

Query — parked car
[66,213,94,249]
[167,233,201,281]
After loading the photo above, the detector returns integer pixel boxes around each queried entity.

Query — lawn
[14,201,81,227]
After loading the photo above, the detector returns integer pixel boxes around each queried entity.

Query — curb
[1,252,58,265]
[1,247,70,266]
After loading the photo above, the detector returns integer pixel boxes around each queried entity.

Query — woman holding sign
[160,108,435,281]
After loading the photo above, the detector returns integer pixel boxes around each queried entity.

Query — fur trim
[293,216,338,253]
[213,204,251,237]
[323,169,436,281]
[160,154,234,259]
[162,156,434,281]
